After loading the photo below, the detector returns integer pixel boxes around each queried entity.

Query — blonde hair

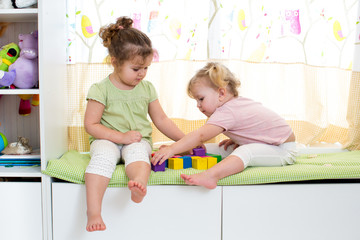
[99,16,153,66]
[187,62,241,98]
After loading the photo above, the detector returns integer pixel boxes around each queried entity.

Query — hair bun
[116,17,133,29]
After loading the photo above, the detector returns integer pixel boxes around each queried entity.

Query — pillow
[42,150,360,187]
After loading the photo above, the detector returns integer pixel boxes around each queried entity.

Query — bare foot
[128,180,147,203]
[180,172,218,189]
[86,213,106,232]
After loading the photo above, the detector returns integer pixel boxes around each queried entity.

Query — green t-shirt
[86,76,158,146]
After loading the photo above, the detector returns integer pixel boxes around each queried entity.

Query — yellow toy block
[192,156,207,170]
[206,156,217,169]
[168,157,183,169]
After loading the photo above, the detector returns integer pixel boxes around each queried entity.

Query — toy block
[181,156,192,169]
[206,156,217,169]
[192,156,207,170]
[151,152,168,169]
[206,153,222,163]
[168,157,183,170]
[151,161,165,172]
[193,147,206,156]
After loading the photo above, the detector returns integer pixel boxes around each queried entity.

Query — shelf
[0,150,41,177]
[0,89,40,95]
[0,151,40,160]
[0,9,38,22]
[0,165,41,177]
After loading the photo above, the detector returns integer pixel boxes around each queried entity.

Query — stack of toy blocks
[151,148,222,172]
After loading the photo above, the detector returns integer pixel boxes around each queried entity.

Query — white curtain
[65,0,360,151]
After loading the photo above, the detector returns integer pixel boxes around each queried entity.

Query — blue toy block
[151,161,166,172]
[181,156,192,169]
[193,147,206,156]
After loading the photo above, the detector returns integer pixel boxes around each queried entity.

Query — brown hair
[99,16,153,65]
[187,62,241,98]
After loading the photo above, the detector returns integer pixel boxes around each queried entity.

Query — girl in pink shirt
[152,62,297,189]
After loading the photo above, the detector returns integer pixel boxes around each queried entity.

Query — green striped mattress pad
[42,150,360,187]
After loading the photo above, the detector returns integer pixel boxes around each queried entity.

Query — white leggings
[205,142,297,169]
[85,139,152,178]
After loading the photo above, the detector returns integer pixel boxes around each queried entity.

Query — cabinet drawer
[0,182,42,240]
[223,184,360,240]
[53,183,222,240]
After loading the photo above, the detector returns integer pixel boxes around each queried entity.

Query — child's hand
[219,139,239,150]
[152,146,174,165]
[122,131,142,144]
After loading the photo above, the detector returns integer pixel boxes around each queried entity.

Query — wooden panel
[53,183,222,240]
[0,22,37,46]
[223,184,360,240]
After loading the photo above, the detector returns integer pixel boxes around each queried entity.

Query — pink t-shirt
[207,97,293,145]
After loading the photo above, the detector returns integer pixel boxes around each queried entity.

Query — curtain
[65,0,360,152]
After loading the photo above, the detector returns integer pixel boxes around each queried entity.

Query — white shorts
[85,139,152,178]
[205,142,297,169]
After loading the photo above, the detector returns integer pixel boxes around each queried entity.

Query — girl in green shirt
[84,16,185,232]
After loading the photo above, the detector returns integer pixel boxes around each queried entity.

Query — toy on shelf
[1,136,32,155]
[150,147,222,172]
[0,42,20,87]
[8,31,39,89]
[18,93,39,115]
[0,122,8,152]
[0,0,37,9]
[0,31,39,115]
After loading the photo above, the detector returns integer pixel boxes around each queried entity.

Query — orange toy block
[206,156,217,169]
[192,156,207,170]
[168,157,183,169]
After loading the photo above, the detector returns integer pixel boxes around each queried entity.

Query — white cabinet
[0,182,42,240]
[52,183,222,240]
[222,184,360,240]
[0,1,67,240]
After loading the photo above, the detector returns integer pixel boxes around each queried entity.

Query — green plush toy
[0,42,20,71]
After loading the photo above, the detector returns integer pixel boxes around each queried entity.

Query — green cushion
[42,150,360,187]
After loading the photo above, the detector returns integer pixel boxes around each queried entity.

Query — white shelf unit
[0,1,67,240]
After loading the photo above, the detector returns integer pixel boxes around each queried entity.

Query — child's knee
[86,139,121,178]
[122,140,152,167]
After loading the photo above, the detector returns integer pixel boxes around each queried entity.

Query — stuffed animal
[9,31,39,89]
[0,31,39,115]
[0,42,20,87]
[0,0,37,9]
[1,136,32,155]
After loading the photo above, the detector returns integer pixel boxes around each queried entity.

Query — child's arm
[148,99,185,141]
[152,123,224,165]
[84,100,142,144]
